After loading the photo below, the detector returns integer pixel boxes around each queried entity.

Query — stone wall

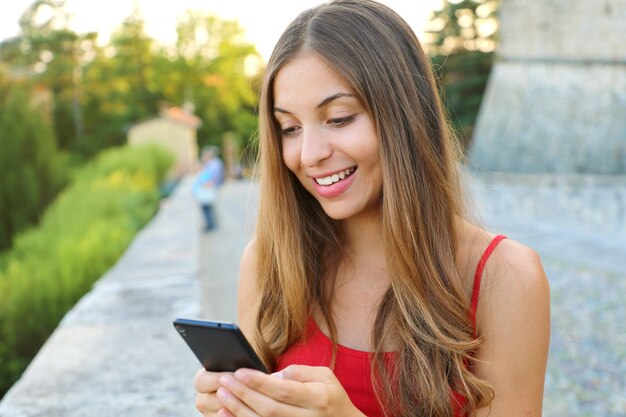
[470,0,626,174]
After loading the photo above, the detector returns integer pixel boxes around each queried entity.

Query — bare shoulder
[237,237,259,338]
[482,237,550,303]
[477,236,550,337]
[473,236,551,417]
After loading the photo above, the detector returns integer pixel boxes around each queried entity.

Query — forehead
[273,53,354,108]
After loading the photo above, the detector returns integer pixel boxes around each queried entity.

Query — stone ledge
[0,178,203,417]
[468,172,626,237]
[467,171,626,273]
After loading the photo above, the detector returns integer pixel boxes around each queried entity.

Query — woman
[194,1,550,416]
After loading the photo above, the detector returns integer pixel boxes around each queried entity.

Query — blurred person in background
[192,146,224,231]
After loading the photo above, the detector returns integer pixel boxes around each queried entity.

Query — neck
[340,211,384,263]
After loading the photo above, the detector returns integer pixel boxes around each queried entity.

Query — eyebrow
[273,92,356,114]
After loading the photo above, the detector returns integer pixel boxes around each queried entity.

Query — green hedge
[0,74,69,252]
[0,144,173,397]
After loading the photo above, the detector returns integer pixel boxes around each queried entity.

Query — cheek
[355,134,380,169]
[281,140,301,173]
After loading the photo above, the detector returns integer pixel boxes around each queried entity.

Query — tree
[424,0,500,55]
[0,0,96,153]
[0,71,67,252]
[80,9,262,156]
[1,3,263,158]
[169,11,261,149]
[78,7,159,155]
[107,8,160,123]
[424,0,500,153]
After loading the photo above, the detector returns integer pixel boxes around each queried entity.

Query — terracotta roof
[161,107,202,129]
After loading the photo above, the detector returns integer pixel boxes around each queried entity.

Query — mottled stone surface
[470,62,626,173]
[499,0,626,61]
[469,0,626,174]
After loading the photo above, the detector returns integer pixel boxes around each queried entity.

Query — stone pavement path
[205,180,626,417]
[494,221,626,417]
[199,179,259,324]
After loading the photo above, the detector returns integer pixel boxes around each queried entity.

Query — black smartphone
[173,318,267,373]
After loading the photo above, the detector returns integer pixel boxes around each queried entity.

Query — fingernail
[234,369,251,382]
[216,387,229,401]
[219,375,234,388]
[271,371,284,379]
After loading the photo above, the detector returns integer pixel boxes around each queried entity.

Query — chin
[319,203,362,221]
[313,202,344,219]
[322,211,351,221]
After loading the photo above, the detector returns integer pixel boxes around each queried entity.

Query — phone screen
[173,318,267,373]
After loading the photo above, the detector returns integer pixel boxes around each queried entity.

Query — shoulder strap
[470,234,507,336]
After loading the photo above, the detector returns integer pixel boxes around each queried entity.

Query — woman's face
[273,52,382,221]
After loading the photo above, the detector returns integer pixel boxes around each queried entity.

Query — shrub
[0,144,173,397]
[0,75,68,252]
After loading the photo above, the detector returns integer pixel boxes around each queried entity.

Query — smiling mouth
[314,167,356,186]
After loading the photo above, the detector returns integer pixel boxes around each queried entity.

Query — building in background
[127,104,201,177]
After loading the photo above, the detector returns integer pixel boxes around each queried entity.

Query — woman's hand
[215,365,366,417]
[194,368,233,416]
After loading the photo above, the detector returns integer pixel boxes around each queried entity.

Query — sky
[0,0,439,62]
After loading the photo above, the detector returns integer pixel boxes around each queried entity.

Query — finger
[234,369,303,403]
[217,408,236,417]
[194,369,232,393]
[195,392,223,414]
[221,373,305,416]
[216,386,259,417]
[232,369,316,409]
[240,365,348,409]
[277,364,336,384]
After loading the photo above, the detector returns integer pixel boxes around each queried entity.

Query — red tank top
[275,235,506,417]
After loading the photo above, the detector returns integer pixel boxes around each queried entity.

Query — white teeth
[315,168,355,186]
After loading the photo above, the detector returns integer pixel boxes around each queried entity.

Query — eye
[328,115,355,127]
[279,125,300,137]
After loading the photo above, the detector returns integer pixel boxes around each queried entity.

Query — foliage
[0,144,173,397]
[159,11,261,148]
[0,70,68,252]
[431,51,494,152]
[424,0,500,55]
[424,0,500,153]
[0,2,262,158]
[77,7,160,156]
[0,0,97,152]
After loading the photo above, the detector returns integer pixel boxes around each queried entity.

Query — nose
[300,126,332,167]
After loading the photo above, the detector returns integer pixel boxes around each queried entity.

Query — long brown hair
[253,1,493,415]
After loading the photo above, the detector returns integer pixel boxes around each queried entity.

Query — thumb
[274,365,336,383]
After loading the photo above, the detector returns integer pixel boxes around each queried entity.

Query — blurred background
[1,1,624,416]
